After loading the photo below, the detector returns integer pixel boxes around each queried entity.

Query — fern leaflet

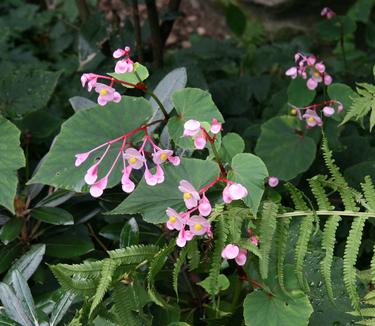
[173,246,188,299]
[113,283,141,326]
[275,216,291,294]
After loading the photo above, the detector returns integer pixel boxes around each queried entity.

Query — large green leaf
[0,62,61,118]
[219,132,245,164]
[28,96,153,192]
[167,88,224,149]
[0,116,25,213]
[0,218,23,245]
[31,207,74,225]
[287,78,316,107]
[228,153,268,216]
[110,158,220,224]
[255,116,316,180]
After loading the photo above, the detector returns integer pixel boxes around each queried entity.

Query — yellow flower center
[307,117,315,123]
[194,223,202,231]
[313,71,320,78]
[168,216,177,224]
[100,89,108,96]
[160,153,168,161]
[183,192,191,200]
[129,157,137,164]
[290,108,297,115]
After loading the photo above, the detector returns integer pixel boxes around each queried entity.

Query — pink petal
[183,120,201,136]
[155,165,165,184]
[306,78,318,90]
[210,118,222,134]
[84,163,99,185]
[315,63,325,73]
[198,195,212,217]
[268,176,279,188]
[122,180,135,193]
[338,103,344,112]
[250,236,259,246]
[322,106,335,117]
[324,74,332,85]
[145,169,158,186]
[168,156,180,166]
[97,96,107,106]
[113,48,126,58]
[285,67,297,78]
[75,152,90,167]
[235,250,247,266]
[228,183,248,200]
[222,185,232,204]
[90,176,108,198]
[194,134,206,150]
[221,244,239,259]
[113,92,121,103]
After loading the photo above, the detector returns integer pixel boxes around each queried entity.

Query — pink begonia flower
[250,236,259,246]
[307,77,319,90]
[75,152,90,167]
[84,162,100,185]
[322,106,335,117]
[176,228,194,247]
[211,118,222,134]
[155,165,165,183]
[81,73,98,91]
[307,56,316,65]
[168,156,181,166]
[285,67,298,79]
[194,133,206,150]
[222,183,248,203]
[152,149,173,165]
[90,176,108,198]
[123,148,145,169]
[315,62,325,73]
[268,176,279,188]
[115,58,134,74]
[178,180,200,209]
[166,208,184,231]
[324,74,332,85]
[321,7,336,19]
[221,244,240,259]
[94,83,121,106]
[187,215,210,236]
[303,109,323,128]
[198,194,212,217]
[183,120,201,137]
[235,249,247,266]
[113,46,130,58]
[144,169,158,186]
[338,103,344,112]
[121,167,135,193]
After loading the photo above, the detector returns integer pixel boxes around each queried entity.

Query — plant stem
[87,223,108,251]
[147,91,169,119]
[201,128,226,177]
[278,210,375,218]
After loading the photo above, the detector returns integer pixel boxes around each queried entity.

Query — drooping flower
[321,7,336,19]
[168,156,181,166]
[222,183,248,204]
[75,152,90,167]
[144,168,158,186]
[90,176,108,198]
[94,83,121,106]
[176,228,194,247]
[152,149,174,165]
[123,148,145,169]
[302,109,323,128]
[121,166,135,193]
[268,176,279,188]
[322,106,335,117]
[113,46,131,58]
[81,73,98,91]
[235,248,247,266]
[178,180,200,209]
[166,208,185,231]
[84,162,100,185]
[115,58,134,74]
[221,244,248,266]
[250,236,259,246]
[183,120,201,137]
[285,67,298,79]
[194,133,206,150]
[211,118,222,134]
[198,194,212,217]
[187,215,210,236]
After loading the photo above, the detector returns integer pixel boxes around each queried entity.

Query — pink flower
[84,162,100,185]
[166,208,184,231]
[235,249,247,266]
[152,149,173,165]
[321,7,336,19]
[250,236,259,246]
[303,109,322,128]
[94,83,121,106]
[187,215,210,236]
[123,148,145,169]
[75,152,90,167]
[113,46,130,58]
[155,165,165,183]
[268,176,279,188]
[324,74,332,85]
[183,120,201,137]
[210,118,222,134]
[90,176,108,198]
[315,62,325,73]
[194,133,206,150]
[178,180,200,209]
[221,244,240,259]
[115,58,134,74]
[176,228,194,247]
[81,73,98,91]
[285,67,298,79]
[121,167,135,193]
[168,156,180,166]
[144,169,158,186]
[198,194,212,217]
[222,183,248,204]
[307,78,319,90]
[322,106,335,117]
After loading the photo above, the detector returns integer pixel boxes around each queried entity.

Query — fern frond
[362,176,375,210]
[225,209,246,243]
[322,137,358,211]
[355,319,375,325]
[207,217,227,297]
[51,261,104,279]
[259,201,278,280]
[173,246,188,299]
[108,245,159,265]
[147,240,175,306]
[90,259,116,316]
[113,283,141,326]
[344,216,367,310]
[309,176,334,211]
[275,217,291,294]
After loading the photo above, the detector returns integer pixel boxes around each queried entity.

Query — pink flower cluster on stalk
[81,45,139,106]
[183,118,222,149]
[166,178,248,247]
[290,100,343,128]
[285,53,332,90]
[74,126,180,198]
[321,7,336,19]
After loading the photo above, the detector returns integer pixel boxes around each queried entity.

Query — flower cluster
[166,178,248,247]
[290,100,343,128]
[183,118,222,149]
[321,7,336,19]
[221,235,259,266]
[81,46,140,106]
[74,126,180,198]
[285,53,332,90]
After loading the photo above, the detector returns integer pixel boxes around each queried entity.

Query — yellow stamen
[168,216,177,224]
[290,108,297,115]
[313,71,320,78]
[307,117,315,123]
[183,192,191,200]
[100,89,108,96]
[129,157,137,164]
[194,223,202,231]
[160,153,168,161]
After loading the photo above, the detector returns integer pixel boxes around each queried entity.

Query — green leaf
[228,153,268,216]
[3,244,45,284]
[167,88,224,149]
[110,158,220,223]
[119,218,139,248]
[99,223,123,241]
[31,207,74,225]
[0,244,22,274]
[287,78,316,107]
[255,116,316,180]
[108,63,149,88]
[197,274,229,295]
[0,218,23,245]
[49,292,76,326]
[0,116,25,213]
[0,62,61,118]
[28,96,153,192]
[226,4,247,36]
[219,133,245,164]
[35,189,75,208]
[69,96,96,112]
